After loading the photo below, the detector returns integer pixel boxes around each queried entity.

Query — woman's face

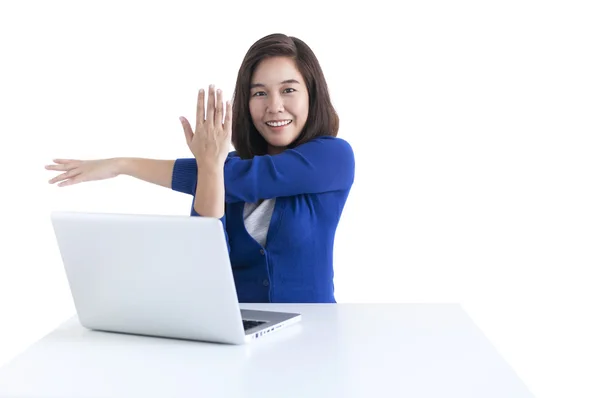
[249,56,309,155]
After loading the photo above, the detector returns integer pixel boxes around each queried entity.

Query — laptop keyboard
[243,319,266,330]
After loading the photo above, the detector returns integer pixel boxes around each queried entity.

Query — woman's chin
[266,136,294,148]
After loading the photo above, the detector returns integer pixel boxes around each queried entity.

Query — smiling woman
[45,33,355,304]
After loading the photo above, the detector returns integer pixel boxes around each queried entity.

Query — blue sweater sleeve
[223,136,355,203]
[172,136,354,203]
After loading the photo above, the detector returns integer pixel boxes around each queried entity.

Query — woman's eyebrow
[250,79,301,89]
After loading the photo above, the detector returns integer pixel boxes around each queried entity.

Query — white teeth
[266,120,292,127]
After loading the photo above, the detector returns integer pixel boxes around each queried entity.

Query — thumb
[179,117,193,147]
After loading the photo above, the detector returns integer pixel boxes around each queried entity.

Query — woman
[46,33,355,303]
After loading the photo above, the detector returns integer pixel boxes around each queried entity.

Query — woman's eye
[252,88,295,97]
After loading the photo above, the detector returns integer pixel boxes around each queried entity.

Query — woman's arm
[171,136,355,204]
[192,161,225,218]
[223,137,355,203]
[46,157,175,188]
[118,158,175,189]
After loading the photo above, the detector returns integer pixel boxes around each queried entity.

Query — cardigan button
[260,249,265,255]
[263,279,270,286]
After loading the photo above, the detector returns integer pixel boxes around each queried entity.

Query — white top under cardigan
[243,198,275,247]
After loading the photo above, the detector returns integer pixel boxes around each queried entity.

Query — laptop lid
[50,211,247,344]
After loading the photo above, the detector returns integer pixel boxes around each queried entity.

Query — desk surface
[0,303,532,398]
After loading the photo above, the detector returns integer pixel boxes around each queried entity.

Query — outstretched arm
[46,157,175,189]
[119,158,175,189]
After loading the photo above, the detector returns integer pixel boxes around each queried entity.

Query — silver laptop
[50,211,301,344]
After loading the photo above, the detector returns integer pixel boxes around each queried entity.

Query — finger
[179,116,194,147]
[58,176,83,187]
[49,169,82,184]
[224,100,232,137]
[195,88,205,129]
[49,172,68,184]
[206,84,215,128]
[45,162,78,171]
[52,159,81,165]
[215,88,223,125]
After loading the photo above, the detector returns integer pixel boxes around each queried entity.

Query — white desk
[0,303,533,397]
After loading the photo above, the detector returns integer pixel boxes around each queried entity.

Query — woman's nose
[267,95,284,113]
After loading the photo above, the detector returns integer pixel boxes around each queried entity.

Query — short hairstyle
[231,33,339,159]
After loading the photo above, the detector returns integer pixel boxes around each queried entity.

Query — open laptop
[50,211,301,344]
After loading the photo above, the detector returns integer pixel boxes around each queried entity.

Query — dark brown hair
[231,33,339,159]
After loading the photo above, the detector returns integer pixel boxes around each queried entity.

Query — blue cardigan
[170,136,355,303]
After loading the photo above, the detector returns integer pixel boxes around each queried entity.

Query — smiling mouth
[266,120,292,127]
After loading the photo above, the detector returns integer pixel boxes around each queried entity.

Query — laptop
[50,211,301,344]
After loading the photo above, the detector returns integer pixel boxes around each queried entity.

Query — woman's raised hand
[179,85,232,166]
[46,158,121,187]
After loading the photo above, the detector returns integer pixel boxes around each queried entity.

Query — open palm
[179,85,232,166]
[46,158,120,187]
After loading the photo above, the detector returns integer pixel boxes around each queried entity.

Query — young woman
[46,33,355,304]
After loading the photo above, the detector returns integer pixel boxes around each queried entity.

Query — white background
[1,1,598,397]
